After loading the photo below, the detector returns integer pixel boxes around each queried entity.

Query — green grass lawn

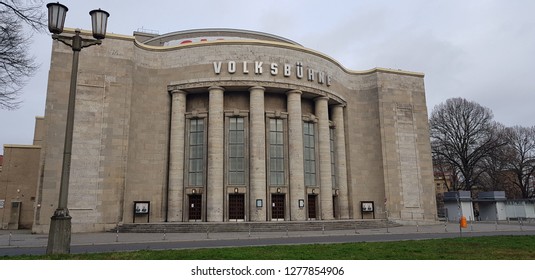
[3,235,535,260]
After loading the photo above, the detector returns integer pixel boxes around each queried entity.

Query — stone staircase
[116,219,400,233]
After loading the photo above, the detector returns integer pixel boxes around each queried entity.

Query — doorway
[229,194,245,220]
[333,195,339,219]
[308,194,317,219]
[271,194,285,220]
[188,194,202,221]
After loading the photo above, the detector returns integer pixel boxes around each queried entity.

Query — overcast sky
[1,0,534,153]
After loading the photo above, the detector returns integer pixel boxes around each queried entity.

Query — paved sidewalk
[1,221,534,249]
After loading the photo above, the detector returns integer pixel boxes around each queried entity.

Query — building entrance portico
[168,84,350,223]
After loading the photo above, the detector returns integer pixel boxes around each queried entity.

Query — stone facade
[32,28,436,233]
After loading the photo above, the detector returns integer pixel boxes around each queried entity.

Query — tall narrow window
[330,127,336,188]
[188,119,204,186]
[228,117,245,185]
[269,118,285,185]
[303,122,316,186]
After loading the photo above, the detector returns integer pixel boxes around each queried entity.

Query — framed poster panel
[360,201,375,219]
[133,201,150,223]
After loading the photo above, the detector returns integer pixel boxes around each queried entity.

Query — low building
[475,191,507,221]
[0,117,44,229]
[443,191,475,221]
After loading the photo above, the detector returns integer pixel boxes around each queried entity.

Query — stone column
[287,90,306,221]
[315,96,334,220]
[332,104,350,219]
[249,86,266,221]
[207,86,224,221]
[168,90,186,221]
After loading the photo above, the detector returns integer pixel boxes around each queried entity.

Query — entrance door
[229,194,245,220]
[271,194,285,220]
[333,195,338,219]
[308,194,317,219]
[188,194,202,221]
[8,201,21,230]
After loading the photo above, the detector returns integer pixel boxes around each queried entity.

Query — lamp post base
[46,213,72,254]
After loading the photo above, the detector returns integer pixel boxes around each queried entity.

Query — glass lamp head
[89,8,110,40]
[46,2,68,34]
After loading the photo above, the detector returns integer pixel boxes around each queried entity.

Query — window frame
[266,113,289,187]
[224,112,249,187]
[329,125,336,189]
[184,114,208,188]
[302,119,319,187]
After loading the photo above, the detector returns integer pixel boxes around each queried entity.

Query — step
[115,220,400,233]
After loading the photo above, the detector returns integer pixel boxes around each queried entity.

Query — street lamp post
[46,2,110,255]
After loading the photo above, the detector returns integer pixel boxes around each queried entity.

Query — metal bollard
[416,222,419,232]
[8,232,12,246]
[206,228,210,239]
[444,222,448,232]
[115,227,119,242]
[248,224,251,238]
[163,228,167,240]
[322,223,325,235]
[286,226,289,237]
[355,224,359,234]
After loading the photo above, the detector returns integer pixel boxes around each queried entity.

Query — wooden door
[229,194,245,220]
[308,194,317,219]
[188,194,202,221]
[271,194,285,220]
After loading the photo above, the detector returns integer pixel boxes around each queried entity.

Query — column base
[46,212,72,255]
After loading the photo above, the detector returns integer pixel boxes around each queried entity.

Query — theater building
[32,28,436,233]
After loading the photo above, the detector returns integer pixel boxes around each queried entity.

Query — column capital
[208,86,225,92]
[169,89,187,95]
[314,95,329,102]
[332,103,346,108]
[249,86,265,92]
[286,89,302,96]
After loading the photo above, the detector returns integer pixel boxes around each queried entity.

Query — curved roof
[61,28,424,78]
[141,28,302,47]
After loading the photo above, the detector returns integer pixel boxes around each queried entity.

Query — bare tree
[429,97,506,191]
[432,153,459,191]
[0,0,45,110]
[503,126,535,198]
[478,139,510,192]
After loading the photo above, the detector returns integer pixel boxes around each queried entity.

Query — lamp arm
[52,34,75,48]
[51,33,102,51]
[81,38,102,49]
